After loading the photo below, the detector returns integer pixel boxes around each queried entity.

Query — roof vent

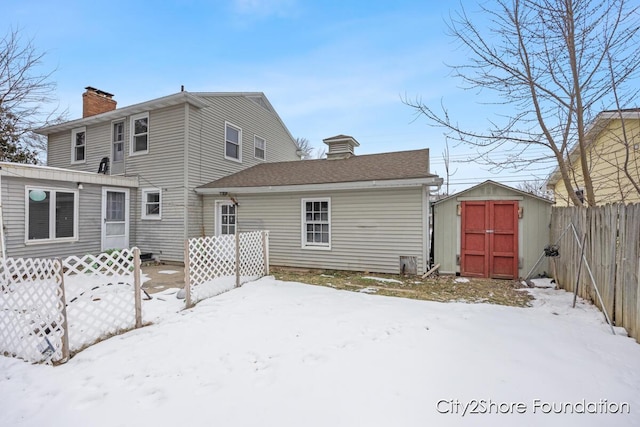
[323,135,360,160]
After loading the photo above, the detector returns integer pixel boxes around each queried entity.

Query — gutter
[195,177,444,195]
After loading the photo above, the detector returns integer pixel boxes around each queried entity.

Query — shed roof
[433,180,553,205]
[197,148,441,193]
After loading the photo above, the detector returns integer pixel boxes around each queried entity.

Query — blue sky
[5,0,557,192]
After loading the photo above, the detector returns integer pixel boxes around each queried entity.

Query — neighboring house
[35,87,300,262]
[0,162,138,259]
[195,135,443,275]
[433,181,553,279]
[546,109,640,206]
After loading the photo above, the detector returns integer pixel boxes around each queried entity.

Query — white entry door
[101,188,130,251]
[216,201,236,235]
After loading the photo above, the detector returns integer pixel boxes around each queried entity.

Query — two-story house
[546,109,640,206]
[29,87,299,262]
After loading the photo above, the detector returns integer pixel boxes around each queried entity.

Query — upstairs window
[130,112,149,155]
[71,127,86,164]
[301,198,331,250]
[225,122,242,162]
[112,120,124,162]
[254,135,266,160]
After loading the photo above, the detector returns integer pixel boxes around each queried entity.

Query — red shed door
[461,201,518,279]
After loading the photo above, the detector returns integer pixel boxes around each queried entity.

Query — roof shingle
[198,149,435,189]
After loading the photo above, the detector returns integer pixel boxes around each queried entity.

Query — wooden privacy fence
[184,230,269,308]
[0,248,143,364]
[550,204,640,342]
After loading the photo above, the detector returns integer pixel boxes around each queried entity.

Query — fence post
[235,231,241,288]
[636,257,640,343]
[184,239,192,308]
[263,230,270,276]
[56,258,70,364]
[133,248,142,328]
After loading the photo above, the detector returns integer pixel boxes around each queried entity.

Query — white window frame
[301,197,331,250]
[141,188,162,220]
[224,121,242,163]
[25,186,79,244]
[130,112,149,156]
[215,200,237,236]
[71,127,87,164]
[254,135,266,161]
[111,119,125,163]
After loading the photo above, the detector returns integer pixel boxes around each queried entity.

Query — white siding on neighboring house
[202,187,428,274]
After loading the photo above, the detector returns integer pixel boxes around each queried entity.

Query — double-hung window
[301,198,331,249]
[130,112,149,155]
[225,122,242,162]
[254,135,266,160]
[142,188,161,220]
[71,127,86,164]
[26,188,78,243]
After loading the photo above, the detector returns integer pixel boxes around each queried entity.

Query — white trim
[25,186,79,244]
[141,188,162,220]
[70,127,87,164]
[422,185,429,275]
[130,112,149,156]
[301,197,331,250]
[101,187,130,251]
[254,135,266,161]
[196,177,443,195]
[0,162,138,187]
[215,200,237,236]
[111,119,125,167]
[224,121,242,163]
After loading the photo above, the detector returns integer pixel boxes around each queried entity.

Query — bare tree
[517,179,553,200]
[295,137,314,159]
[295,137,326,159]
[441,139,458,195]
[0,28,66,162]
[404,0,640,206]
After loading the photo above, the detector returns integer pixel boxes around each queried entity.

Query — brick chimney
[323,135,360,160]
[82,86,116,117]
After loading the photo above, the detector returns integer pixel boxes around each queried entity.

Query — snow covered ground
[1,276,640,427]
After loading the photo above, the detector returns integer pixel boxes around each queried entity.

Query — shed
[433,180,552,279]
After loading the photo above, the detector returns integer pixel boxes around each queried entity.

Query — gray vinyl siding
[433,183,551,277]
[128,105,187,262]
[45,93,300,263]
[1,177,129,259]
[185,96,299,244]
[202,187,427,274]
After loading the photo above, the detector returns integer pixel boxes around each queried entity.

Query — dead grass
[270,267,533,307]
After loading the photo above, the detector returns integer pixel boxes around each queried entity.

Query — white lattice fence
[62,248,142,353]
[0,257,69,364]
[0,248,142,365]
[239,231,266,284]
[185,231,269,307]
